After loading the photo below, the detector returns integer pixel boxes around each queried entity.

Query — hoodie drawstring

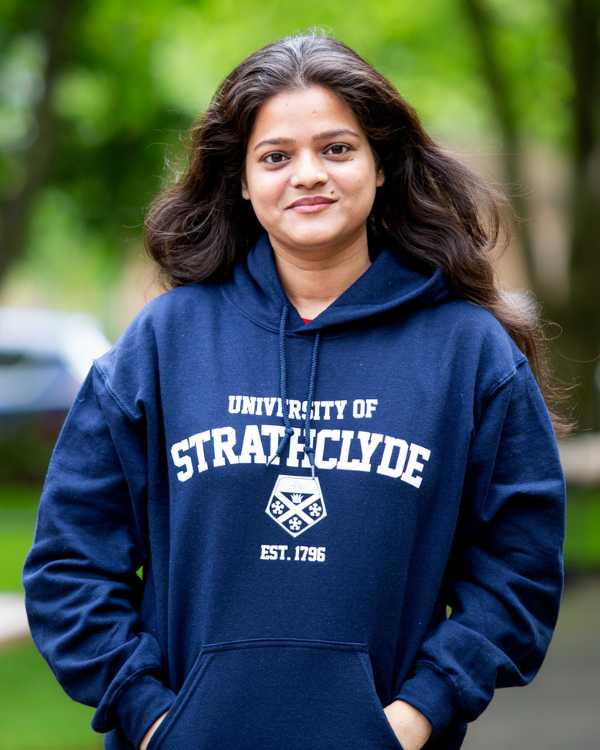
[266,304,320,478]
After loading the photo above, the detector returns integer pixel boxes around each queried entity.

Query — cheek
[335,161,377,195]
[250,172,287,204]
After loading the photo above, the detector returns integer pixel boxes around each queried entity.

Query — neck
[270,230,372,320]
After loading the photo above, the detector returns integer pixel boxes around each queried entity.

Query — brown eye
[325,144,352,156]
[263,152,288,165]
[261,143,353,165]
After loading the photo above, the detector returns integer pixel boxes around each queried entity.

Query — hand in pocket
[139,709,169,750]
[383,700,432,750]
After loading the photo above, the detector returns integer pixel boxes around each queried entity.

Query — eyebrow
[253,128,361,151]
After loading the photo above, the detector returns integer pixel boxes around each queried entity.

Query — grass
[0,483,143,590]
[0,484,38,591]
[0,483,122,749]
[0,639,102,750]
[564,487,600,570]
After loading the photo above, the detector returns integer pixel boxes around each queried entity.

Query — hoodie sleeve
[393,356,566,739]
[22,362,176,749]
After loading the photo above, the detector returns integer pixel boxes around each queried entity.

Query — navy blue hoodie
[22,230,566,750]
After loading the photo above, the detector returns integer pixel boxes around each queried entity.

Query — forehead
[248,85,363,143]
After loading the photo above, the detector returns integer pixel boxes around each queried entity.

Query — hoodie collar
[223,230,453,336]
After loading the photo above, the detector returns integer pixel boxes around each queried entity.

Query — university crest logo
[266,474,326,537]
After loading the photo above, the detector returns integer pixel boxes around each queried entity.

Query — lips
[287,196,337,208]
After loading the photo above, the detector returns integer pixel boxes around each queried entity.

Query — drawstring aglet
[266,426,294,468]
[304,445,316,479]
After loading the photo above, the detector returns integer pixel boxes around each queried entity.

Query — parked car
[0,307,112,483]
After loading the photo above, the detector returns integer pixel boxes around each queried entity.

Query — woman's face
[241,85,384,252]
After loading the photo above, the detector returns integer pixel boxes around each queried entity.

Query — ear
[241,174,249,200]
[373,152,384,187]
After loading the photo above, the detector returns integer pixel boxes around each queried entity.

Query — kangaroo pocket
[146,637,406,750]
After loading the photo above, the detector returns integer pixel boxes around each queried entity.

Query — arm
[393,357,566,740]
[22,363,176,748]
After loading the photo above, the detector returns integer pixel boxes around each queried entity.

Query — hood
[221,229,455,478]
[223,230,453,336]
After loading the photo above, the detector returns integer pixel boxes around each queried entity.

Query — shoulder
[102,282,215,352]
[92,282,215,414]
[429,297,528,397]
[136,281,217,324]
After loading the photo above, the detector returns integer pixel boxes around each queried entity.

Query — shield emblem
[265,474,326,537]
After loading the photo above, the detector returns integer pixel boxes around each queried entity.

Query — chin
[282,220,352,245]
[288,232,341,249]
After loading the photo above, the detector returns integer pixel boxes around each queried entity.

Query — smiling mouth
[288,201,337,213]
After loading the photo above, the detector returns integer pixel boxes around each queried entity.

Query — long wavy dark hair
[143,28,576,438]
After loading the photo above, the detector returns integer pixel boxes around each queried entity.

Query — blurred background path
[465,573,600,749]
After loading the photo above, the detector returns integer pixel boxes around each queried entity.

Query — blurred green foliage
[0,1,572,337]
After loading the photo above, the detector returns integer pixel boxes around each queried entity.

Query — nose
[290,150,328,188]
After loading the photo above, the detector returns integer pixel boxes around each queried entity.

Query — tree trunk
[460,0,537,292]
[549,0,600,430]
[0,0,76,284]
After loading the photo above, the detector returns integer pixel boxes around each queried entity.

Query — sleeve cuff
[112,672,177,749]
[393,661,459,738]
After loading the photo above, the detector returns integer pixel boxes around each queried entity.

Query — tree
[461,0,600,429]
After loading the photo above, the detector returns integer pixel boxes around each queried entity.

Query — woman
[22,29,573,750]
